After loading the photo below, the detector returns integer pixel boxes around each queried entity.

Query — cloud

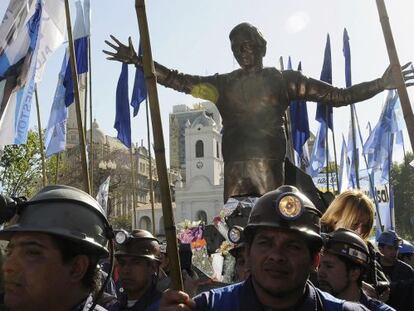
[285,12,310,33]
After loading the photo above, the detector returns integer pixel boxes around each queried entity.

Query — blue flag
[315,34,333,130]
[343,28,352,88]
[130,43,147,117]
[289,61,310,157]
[114,63,131,148]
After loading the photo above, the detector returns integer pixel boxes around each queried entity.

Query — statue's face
[231,30,264,70]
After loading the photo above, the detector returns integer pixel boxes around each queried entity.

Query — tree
[110,214,132,231]
[0,131,43,197]
[391,152,414,240]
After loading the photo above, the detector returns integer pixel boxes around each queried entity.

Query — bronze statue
[104,22,413,203]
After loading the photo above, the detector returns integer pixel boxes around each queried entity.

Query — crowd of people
[0,184,413,310]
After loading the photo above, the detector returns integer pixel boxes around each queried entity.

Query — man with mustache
[158,185,369,310]
[110,229,162,311]
[104,22,414,204]
[0,185,112,311]
[318,229,394,310]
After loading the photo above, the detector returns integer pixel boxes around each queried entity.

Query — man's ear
[70,255,90,283]
[349,267,361,282]
[311,252,320,272]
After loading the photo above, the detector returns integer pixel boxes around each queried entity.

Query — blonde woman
[321,190,390,302]
[321,190,374,240]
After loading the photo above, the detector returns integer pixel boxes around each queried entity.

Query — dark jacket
[193,278,369,311]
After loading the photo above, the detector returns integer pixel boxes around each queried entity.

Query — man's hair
[50,235,101,294]
[229,23,267,49]
[321,190,374,240]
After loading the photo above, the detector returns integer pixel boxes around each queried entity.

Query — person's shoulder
[193,282,244,310]
[315,288,368,310]
[396,259,414,272]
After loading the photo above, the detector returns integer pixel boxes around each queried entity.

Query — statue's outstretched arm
[284,63,413,107]
[103,35,220,103]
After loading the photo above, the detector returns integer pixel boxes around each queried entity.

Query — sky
[1,0,413,165]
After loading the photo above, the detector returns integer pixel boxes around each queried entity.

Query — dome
[86,119,106,144]
[191,111,216,129]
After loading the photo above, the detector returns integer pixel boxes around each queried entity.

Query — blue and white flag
[44,51,68,157]
[44,0,89,156]
[96,176,110,215]
[0,0,65,147]
[363,90,404,184]
[308,124,327,177]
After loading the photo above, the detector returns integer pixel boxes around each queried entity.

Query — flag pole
[34,86,47,187]
[64,0,91,194]
[130,146,137,229]
[146,98,156,235]
[325,110,330,192]
[375,0,414,151]
[135,0,183,290]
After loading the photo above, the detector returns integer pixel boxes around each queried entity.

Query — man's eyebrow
[7,241,48,250]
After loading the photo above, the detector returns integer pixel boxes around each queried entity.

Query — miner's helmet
[322,228,370,268]
[114,229,161,262]
[399,240,414,254]
[0,185,111,258]
[244,185,322,248]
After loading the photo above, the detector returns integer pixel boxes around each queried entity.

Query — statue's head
[229,23,267,70]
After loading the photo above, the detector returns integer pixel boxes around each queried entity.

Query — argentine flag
[44,0,90,157]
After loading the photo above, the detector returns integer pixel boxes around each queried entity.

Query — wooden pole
[55,153,60,184]
[135,0,183,290]
[146,99,156,235]
[64,0,91,194]
[376,0,414,151]
[88,36,94,193]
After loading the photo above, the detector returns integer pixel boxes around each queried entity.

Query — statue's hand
[382,62,414,89]
[103,35,140,66]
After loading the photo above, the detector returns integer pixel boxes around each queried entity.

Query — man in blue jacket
[159,185,369,310]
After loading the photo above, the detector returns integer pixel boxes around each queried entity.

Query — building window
[196,140,204,158]
[139,216,152,231]
[216,141,220,158]
[159,216,165,235]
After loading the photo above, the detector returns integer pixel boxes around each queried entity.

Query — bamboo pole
[88,36,94,193]
[376,0,414,151]
[135,0,183,291]
[55,153,60,184]
[34,86,47,187]
[146,99,156,235]
[130,146,137,229]
[64,0,91,194]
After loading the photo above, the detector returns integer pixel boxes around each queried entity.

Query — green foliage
[110,214,132,231]
[0,131,43,197]
[391,153,414,240]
